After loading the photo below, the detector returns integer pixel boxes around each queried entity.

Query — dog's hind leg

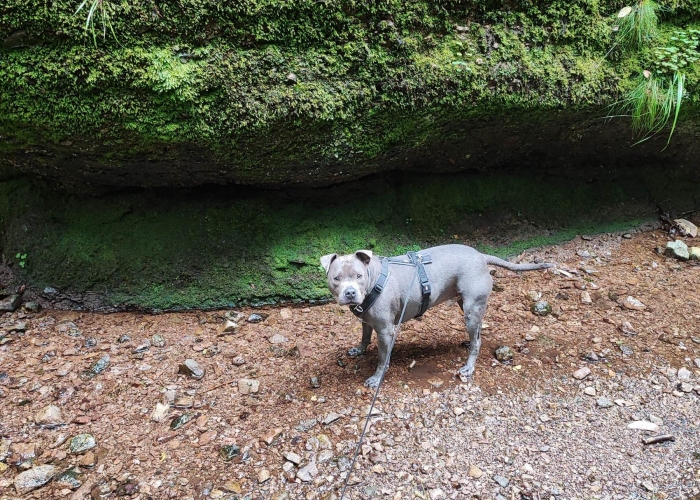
[348,322,372,357]
[458,294,489,379]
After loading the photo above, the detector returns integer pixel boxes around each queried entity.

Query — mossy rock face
[1,162,699,311]
[1,2,698,190]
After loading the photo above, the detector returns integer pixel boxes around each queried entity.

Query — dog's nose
[344,289,357,301]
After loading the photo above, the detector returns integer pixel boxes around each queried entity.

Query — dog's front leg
[364,325,394,389]
[348,322,372,357]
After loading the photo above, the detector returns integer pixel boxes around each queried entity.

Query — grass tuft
[75,0,117,45]
[612,0,659,53]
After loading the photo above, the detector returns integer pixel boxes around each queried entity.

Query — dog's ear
[355,250,373,266]
[320,253,338,274]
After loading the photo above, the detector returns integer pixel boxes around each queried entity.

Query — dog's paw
[458,365,475,383]
[364,375,381,389]
[347,346,366,357]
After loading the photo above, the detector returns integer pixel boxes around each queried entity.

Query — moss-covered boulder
[1,1,698,190]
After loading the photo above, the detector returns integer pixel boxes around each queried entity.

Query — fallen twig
[642,434,675,445]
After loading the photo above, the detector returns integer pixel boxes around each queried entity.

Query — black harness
[351,251,432,319]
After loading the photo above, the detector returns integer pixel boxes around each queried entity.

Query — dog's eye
[333,276,340,282]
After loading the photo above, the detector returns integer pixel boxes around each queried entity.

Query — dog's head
[320,250,373,306]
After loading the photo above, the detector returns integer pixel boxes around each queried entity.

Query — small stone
[69,434,96,454]
[220,320,239,335]
[530,301,552,316]
[429,488,446,500]
[279,308,293,320]
[79,450,96,467]
[8,443,35,468]
[54,467,82,490]
[526,290,541,302]
[296,462,318,482]
[619,344,634,356]
[151,334,166,347]
[468,465,483,478]
[642,480,656,492]
[198,430,217,445]
[678,367,692,380]
[539,414,551,422]
[269,333,288,344]
[283,451,302,465]
[23,301,41,313]
[597,397,614,408]
[493,475,509,488]
[258,469,271,484]
[494,346,514,362]
[681,382,693,393]
[261,428,283,445]
[584,352,599,362]
[14,465,58,494]
[580,291,592,304]
[295,419,318,432]
[0,294,21,313]
[170,413,193,430]
[247,313,267,323]
[232,356,246,366]
[453,407,465,416]
[573,367,591,380]
[35,404,63,427]
[372,464,385,474]
[583,387,596,396]
[665,240,689,260]
[238,378,260,395]
[223,481,242,493]
[318,450,334,462]
[178,359,205,380]
[623,296,646,310]
[83,354,110,379]
[592,336,602,344]
[286,73,298,84]
[322,413,342,425]
[219,444,241,461]
[309,376,321,388]
[689,247,700,261]
[627,421,659,432]
[151,403,169,422]
[115,482,139,496]
[618,321,637,335]
[674,219,698,237]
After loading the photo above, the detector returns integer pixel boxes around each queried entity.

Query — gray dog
[321,245,553,388]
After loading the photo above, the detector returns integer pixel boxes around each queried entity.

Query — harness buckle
[353,305,364,314]
[375,284,383,292]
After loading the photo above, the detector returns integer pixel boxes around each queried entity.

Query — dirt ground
[1,228,699,500]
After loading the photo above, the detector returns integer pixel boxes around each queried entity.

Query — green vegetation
[1,1,698,186]
[607,0,699,146]
[612,1,660,52]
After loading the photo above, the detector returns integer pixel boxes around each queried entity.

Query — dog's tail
[484,254,554,272]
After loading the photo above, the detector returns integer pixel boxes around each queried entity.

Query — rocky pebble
[0,294,21,313]
[69,434,96,454]
[14,465,58,494]
[627,420,659,432]
[34,404,63,427]
[572,367,591,380]
[674,218,698,237]
[151,334,166,347]
[665,240,689,260]
[530,300,552,316]
[178,359,205,379]
[238,378,260,394]
[494,346,514,362]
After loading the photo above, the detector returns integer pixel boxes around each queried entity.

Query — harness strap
[407,251,431,317]
[351,258,389,318]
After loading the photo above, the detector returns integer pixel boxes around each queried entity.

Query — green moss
[3,165,696,310]
[1,2,696,185]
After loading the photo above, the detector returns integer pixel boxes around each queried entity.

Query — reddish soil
[0,229,698,499]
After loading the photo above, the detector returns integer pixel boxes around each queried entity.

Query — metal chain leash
[338,265,420,500]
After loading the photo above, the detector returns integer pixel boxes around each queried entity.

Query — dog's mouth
[336,296,364,306]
